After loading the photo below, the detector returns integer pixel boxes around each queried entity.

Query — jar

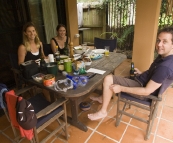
[58,60,64,71]
[65,58,72,73]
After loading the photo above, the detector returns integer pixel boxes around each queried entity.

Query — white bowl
[60,55,69,59]
[83,57,92,66]
[74,46,87,54]
[85,61,92,66]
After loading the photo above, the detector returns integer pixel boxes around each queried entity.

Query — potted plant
[100,25,134,50]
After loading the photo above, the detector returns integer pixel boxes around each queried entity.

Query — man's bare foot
[88,111,107,120]
[90,96,103,104]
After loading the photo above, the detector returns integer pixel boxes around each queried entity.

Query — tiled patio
[1,59,173,143]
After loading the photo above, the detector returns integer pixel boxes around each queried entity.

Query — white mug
[48,54,54,62]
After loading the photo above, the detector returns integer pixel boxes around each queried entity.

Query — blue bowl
[79,102,91,111]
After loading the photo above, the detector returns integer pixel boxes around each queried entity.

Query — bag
[20,60,39,79]
[16,97,37,130]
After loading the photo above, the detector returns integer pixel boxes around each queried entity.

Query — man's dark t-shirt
[136,55,173,96]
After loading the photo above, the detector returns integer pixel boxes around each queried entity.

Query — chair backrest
[158,78,173,96]
[94,37,117,52]
[9,53,24,89]
[9,53,19,70]
[43,44,53,56]
[5,90,34,141]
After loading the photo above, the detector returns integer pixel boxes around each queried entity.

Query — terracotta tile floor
[1,59,173,143]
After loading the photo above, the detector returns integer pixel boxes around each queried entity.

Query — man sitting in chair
[88,26,173,120]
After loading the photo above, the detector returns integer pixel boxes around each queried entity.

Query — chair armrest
[145,94,162,101]
[11,68,21,74]
[119,92,162,101]
[36,98,68,118]
[15,85,35,95]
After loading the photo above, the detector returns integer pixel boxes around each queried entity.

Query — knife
[87,73,96,79]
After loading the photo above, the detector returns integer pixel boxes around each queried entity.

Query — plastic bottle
[40,53,47,74]
[55,45,60,62]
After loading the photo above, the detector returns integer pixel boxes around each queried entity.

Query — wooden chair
[115,80,173,140]
[43,44,53,56]
[9,53,26,90]
[1,85,69,143]
[94,37,117,52]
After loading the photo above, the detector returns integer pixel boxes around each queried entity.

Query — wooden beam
[132,0,162,71]
[65,0,79,46]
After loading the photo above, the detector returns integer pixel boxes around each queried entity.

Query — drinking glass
[104,46,110,56]
[82,43,87,51]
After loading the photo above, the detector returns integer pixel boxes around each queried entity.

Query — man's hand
[109,84,121,93]
[134,68,142,75]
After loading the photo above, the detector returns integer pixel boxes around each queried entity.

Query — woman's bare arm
[18,45,26,65]
[50,39,56,54]
[40,42,47,58]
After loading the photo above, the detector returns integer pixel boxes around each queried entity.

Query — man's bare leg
[88,75,114,120]
[90,96,103,103]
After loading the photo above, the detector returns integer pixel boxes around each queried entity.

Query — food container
[64,58,72,73]
[43,74,55,87]
[46,62,58,76]
[74,46,87,54]
[83,56,92,66]
[32,73,45,83]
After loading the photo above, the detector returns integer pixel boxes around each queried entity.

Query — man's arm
[110,80,162,96]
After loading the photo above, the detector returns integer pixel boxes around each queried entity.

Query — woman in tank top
[50,24,70,55]
[18,22,46,65]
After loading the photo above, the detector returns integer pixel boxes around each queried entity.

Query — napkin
[73,54,81,60]
[87,68,106,75]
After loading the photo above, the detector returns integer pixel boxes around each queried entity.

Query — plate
[60,55,69,59]
[92,49,105,54]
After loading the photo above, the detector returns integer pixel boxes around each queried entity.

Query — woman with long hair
[18,22,46,65]
[50,24,70,55]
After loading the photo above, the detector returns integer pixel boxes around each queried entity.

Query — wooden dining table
[27,52,126,132]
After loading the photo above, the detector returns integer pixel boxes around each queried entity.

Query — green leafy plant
[159,0,173,27]
[100,26,134,49]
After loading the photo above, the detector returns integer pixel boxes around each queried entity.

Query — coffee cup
[48,54,54,62]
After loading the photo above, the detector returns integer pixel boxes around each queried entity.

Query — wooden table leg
[67,98,88,132]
